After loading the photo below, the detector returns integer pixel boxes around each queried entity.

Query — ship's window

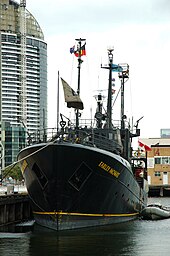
[32,163,48,188]
[68,162,92,191]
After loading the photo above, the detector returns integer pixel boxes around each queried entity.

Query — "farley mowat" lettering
[98,161,120,178]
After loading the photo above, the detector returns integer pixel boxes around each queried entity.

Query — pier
[0,185,33,226]
[149,185,170,197]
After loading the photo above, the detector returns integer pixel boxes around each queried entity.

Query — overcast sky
[26,0,170,139]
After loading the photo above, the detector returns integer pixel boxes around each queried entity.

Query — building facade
[160,128,170,138]
[0,0,47,165]
[4,122,26,166]
[139,138,170,196]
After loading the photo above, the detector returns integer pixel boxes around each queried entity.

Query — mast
[101,47,114,129]
[118,64,129,130]
[120,73,125,130]
[75,38,86,129]
[57,70,60,132]
[107,48,114,129]
[20,0,27,126]
[118,64,130,160]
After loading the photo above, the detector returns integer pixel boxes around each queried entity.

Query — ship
[18,38,148,231]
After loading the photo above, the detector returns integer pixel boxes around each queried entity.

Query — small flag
[70,45,75,54]
[74,44,86,57]
[138,140,151,151]
[112,64,123,72]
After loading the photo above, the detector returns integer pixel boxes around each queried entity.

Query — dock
[0,185,33,226]
[149,185,170,197]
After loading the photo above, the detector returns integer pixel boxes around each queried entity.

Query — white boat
[141,203,170,220]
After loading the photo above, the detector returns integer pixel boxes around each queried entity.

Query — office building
[0,0,47,165]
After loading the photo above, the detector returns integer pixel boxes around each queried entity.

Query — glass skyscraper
[0,0,47,166]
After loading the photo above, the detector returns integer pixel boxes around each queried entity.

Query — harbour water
[0,197,170,256]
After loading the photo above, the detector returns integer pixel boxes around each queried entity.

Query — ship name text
[21,160,28,174]
[98,161,120,178]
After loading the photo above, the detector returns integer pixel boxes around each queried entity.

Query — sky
[26,0,170,139]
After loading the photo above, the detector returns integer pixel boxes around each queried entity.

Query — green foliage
[3,163,23,181]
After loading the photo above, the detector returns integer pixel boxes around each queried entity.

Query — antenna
[19,0,27,126]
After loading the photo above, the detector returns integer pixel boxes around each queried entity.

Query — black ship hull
[18,142,147,231]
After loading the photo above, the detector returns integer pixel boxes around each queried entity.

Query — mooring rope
[1,133,61,180]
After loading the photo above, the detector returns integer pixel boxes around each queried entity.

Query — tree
[2,163,23,181]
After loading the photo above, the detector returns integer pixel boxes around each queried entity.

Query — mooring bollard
[7,185,14,195]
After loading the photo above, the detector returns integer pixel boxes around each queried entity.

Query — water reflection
[30,219,170,255]
[1,198,170,255]
[30,222,137,256]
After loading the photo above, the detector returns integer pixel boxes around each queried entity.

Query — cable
[1,133,61,181]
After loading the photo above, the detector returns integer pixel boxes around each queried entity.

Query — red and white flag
[138,140,151,151]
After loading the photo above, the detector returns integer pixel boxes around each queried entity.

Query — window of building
[155,171,161,177]
[162,157,169,164]
[155,157,161,164]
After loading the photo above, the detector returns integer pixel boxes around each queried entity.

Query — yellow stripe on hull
[33,211,139,217]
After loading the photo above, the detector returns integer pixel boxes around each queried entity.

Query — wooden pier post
[0,194,32,226]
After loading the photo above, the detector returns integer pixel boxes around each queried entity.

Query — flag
[61,78,84,110]
[138,140,151,151]
[112,64,123,72]
[74,44,86,57]
[70,45,75,54]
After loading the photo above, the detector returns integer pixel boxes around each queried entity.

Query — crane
[19,0,27,125]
